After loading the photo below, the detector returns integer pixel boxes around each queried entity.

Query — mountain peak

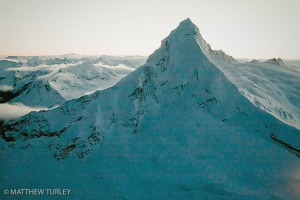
[2,19,300,200]
[179,18,193,26]
[265,57,285,66]
[169,18,198,37]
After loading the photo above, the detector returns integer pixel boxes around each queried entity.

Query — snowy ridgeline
[0,55,146,120]
[0,52,299,128]
[0,19,300,199]
[211,57,300,131]
[0,54,299,128]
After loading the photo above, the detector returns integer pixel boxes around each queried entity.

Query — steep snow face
[192,25,300,131]
[212,57,300,130]
[1,19,300,199]
[165,19,300,130]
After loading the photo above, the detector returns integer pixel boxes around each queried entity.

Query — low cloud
[0,85,13,92]
[0,103,48,121]
[96,64,134,75]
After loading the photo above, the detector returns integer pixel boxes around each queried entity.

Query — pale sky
[0,0,299,59]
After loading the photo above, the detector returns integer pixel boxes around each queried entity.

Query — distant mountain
[0,55,147,108]
[264,58,285,66]
[0,60,23,69]
[1,19,299,199]
[216,57,300,130]
[44,57,73,65]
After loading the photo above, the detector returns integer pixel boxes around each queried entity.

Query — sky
[0,0,299,59]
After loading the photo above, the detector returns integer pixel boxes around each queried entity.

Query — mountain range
[0,55,146,108]
[0,18,300,199]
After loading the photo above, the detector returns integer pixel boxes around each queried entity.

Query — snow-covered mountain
[211,56,300,130]
[0,55,146,108]
[1,19,300,199]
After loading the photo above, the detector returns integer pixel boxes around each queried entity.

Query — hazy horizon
[0,0,299,59]
[1,53,300,61]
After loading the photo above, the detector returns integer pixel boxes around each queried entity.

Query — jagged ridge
[1,19,300,199]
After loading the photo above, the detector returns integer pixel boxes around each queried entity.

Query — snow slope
[1,19,300,199]
[0,56,146,108]
[212,56,300,130]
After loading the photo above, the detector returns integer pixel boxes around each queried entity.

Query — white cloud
[0,85,13,92]
[0,103,48,121]
[96,64,134,75]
